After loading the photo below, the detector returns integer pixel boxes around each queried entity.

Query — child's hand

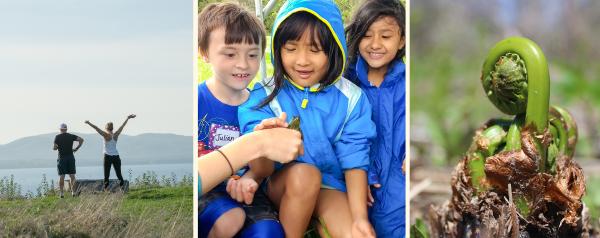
[402,159,406,175]
[254,112,288,131]
[367,183,381,206]
[226,177,258,205]
[352,218,376,238]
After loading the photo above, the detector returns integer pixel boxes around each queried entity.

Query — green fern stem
[481,37,550,172]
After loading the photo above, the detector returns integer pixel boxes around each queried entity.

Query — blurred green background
[410,0,600,225]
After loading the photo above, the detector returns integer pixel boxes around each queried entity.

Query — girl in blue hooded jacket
[345,0,406,237]
[238,0,377,237]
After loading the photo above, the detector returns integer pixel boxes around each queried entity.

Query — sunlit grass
[0,186,192,237]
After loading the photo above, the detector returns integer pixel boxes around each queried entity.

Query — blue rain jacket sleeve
[238,83,276,135]
[343,60,378,184]
[334,92,376,172]
[368,152,382,185]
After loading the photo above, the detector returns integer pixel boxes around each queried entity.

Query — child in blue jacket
[345,0,406,237]
[238,0,377,237]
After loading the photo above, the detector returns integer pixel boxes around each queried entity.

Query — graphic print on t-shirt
[198,113,240,154]
[208,124,240,148]
[198,114,211,143]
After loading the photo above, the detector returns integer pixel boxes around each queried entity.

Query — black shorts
[57,154,76,175]
[198,184,283,238]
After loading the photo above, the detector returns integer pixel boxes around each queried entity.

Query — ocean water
[0,163,193,195]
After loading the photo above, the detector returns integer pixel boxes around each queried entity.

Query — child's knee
[209,208,245,238]
[286,164,321,196]
[328,224,353,238]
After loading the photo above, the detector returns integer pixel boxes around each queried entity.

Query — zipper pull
[301,87,309,109]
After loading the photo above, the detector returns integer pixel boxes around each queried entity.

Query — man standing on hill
[53,123,84,198]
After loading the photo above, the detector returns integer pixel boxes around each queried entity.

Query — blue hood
[271,0,347,86]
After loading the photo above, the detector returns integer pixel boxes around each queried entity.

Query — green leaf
[410,219,430,238]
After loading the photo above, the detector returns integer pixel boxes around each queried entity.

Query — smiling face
[204,27,261,92]
[280,29,328,88]
[358,16,404,71]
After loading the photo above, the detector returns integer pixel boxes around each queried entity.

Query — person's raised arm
[198,127,303,194]
[85,120,108,139]
[114,114,136,139]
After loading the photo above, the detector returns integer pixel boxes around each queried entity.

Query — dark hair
[346,0,405,65]
[259,11,344,108]
[198,2,266,57]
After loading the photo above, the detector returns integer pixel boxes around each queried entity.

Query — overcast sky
[0,0,193,144]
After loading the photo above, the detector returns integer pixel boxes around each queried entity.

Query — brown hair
[198,2,266,57]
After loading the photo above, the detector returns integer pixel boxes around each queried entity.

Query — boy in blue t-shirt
[198,3,284,238]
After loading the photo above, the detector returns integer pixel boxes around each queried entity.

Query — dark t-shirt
[54,133,78,158]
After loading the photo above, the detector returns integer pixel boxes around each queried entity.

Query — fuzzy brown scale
[430,118,590,237]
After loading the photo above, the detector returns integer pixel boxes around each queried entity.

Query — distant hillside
[0,133,192,169]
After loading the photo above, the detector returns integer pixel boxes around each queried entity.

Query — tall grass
[132,171,193,189]
[36,174,56,198]
[0,191,190,237]
[0,171,192,237]
[1,171,193,199]
[0,175,22,200]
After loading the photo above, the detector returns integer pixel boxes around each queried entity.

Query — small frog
[288,116,301,131]
[288,116,303,139]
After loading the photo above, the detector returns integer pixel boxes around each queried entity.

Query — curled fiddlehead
[481,37,550,130]
[549,106,578,158]
[482,52,528,115]
[432,37,587,237]
[478,38,585,226]
[481,37,550,171]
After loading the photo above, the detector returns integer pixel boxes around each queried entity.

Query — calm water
[0,163,193,194]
